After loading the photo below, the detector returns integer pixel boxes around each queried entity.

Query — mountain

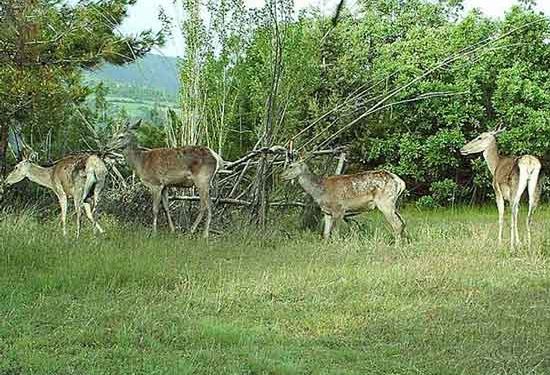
[84,54,180,119]
[86,54,180,98]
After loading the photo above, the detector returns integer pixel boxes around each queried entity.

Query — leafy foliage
[0,0,166,170]
[3,0,550,205]
[172,0,549,203]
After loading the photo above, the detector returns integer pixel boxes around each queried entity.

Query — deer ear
[492,122,506,135]
[20,148,29,161]
[28,151,38,162]
[129,119,142,131]
[287,141,294,162]
[494,127,506,135]
[124,119,141,131]
[20,144,37,162]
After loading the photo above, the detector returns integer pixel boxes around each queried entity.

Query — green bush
[430,179,460,206]
[416,195,438,210]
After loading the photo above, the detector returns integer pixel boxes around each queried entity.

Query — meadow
[1,207,549,374]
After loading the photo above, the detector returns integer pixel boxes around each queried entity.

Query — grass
[106,96,177,118]
[1,206,549,374]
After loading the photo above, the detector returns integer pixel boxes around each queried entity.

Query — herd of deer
[1,121,542,250]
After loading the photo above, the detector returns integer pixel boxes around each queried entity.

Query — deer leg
[511,169,529,250]
[80,172,96,208]
[74,198,82,238]
[151,186,163,234]
[92,174,105,216]
[514,206,521,248]
[510,195,521,251]
[331,211,344,238]
[395,210,408,243]
[495,189,505,247]
[526,169,541,249]
[377,201,403,244]
[321,207,343,240]
[58,193,68,237]
[161,188,175,233]
[323,214,333,240]
[203,190,212,239]
[191,184,209,237]
[84,202,104,234]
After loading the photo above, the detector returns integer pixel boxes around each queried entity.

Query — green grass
[1,207,550,374]
[106,96,177,117]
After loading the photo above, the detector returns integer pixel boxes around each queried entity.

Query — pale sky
[119,0,550,57]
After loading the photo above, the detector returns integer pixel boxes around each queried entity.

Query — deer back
[324,170,402,199]
[134,146,218,187]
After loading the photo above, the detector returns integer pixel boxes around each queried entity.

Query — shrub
[416,195,438,210]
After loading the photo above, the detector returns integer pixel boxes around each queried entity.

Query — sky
[118,0,550,57]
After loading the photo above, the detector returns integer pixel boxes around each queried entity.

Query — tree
[0,0,166,174]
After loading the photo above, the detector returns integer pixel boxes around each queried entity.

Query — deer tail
[82,156,107,204]
[81,172,96,204]
[388,172,406,204]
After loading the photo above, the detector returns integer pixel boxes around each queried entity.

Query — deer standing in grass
[3,154,107,237]
[461,128,542,250]
[108,120,223,238]
[281,160,406,242]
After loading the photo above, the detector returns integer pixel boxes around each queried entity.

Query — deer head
[281,155,308,181]
[108,119,142,150]
[5,159,33,186]
[4,142,39,186]
[461,125,506,156]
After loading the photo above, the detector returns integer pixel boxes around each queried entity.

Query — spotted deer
[108,120,223,238]
[281,160,406,242]
[3,154,107,237]
[461,127,542,249]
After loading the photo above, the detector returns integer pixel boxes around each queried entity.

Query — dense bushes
[2,1,550,207]
[169,1,550,205]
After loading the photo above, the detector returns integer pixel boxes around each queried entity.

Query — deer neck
[482,139,501,176]
[123,138,144,171]
[27,164,54,190]
[297,167,325,202]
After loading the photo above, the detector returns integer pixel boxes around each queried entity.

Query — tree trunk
[249,1,284,228]
[0,123,9,177]
[251,154,271,227]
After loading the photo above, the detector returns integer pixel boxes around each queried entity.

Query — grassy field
[1,206,549,374]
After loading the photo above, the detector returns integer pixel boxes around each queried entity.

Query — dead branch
[222,145,347,171]
[172,196,251,206]
[270,201,305,208]
[171,195,305,208]
[294,18,546,154]
[224,145,287,169]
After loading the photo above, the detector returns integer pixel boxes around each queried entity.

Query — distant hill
[85,54,180,119]
[86,54,180,99]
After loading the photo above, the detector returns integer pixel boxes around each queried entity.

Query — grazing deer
[108,120,223,238]
[461,128,542,250]
[3,154,107,237]
[281,160,406,242]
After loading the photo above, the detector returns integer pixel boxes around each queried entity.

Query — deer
[3,154,107,237]
[108,120,224,238]
[281,159,407,242]
[461,127,542,250]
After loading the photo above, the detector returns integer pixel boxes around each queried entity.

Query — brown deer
[461,127,542,249]
[281,160,406,242]
[3,154,107,237]
[108,120,223,238]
